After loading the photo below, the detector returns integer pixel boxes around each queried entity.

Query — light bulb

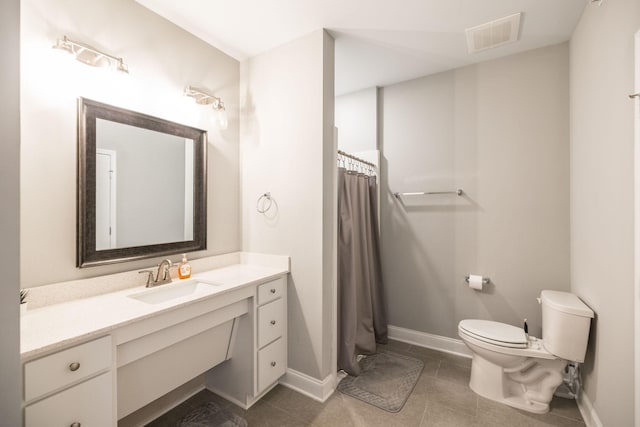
[217,108,228,130]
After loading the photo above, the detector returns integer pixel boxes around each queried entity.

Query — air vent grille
[465,13,522,54]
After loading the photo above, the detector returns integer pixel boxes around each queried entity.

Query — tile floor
[147,340,586,427]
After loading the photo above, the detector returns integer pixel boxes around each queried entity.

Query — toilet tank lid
[540,291,594,318]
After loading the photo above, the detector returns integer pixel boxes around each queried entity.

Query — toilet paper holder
[465,275,490,285]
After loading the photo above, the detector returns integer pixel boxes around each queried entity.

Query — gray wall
[570,1,639,425]
[0,0,21,423]
[380,43,570,339]
[21,0,240,287]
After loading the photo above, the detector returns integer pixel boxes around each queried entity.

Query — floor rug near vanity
[176,402,247,427]
[337,351,424,413]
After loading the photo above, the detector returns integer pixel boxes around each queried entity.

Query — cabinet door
[25,372,113,427]
[257,338,286,393]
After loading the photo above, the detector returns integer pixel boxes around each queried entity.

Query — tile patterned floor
[147,340,586,427]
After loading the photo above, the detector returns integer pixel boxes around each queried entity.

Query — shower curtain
[337,167,388,376]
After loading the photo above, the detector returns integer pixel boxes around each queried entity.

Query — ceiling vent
[465,12,522,54]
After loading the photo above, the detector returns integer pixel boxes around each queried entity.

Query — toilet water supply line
[560,362,582,399]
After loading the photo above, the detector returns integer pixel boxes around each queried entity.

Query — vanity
[19,100,287,425]
[20,255,289,426]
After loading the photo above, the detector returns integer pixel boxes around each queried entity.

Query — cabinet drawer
[257,337,286,393]
[257,278,284,305]
[25,336,112,402]
[25,371,113,427]
[258,298,284,349]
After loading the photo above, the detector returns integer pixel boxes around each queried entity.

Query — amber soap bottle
[178,253,192,279]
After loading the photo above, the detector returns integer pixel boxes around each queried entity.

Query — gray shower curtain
[337,168,388,376]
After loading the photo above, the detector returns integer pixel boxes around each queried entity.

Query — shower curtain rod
[337,150,376,168]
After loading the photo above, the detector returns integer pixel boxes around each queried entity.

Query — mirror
[77,98,207,267]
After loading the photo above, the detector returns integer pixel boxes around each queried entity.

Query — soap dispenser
[178,253,192,279]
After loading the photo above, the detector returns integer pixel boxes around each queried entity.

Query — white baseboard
[387,325,472,358]
[576,391,604,427]
[279,368,336,403]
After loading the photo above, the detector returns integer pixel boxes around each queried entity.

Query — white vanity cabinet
[21,260,289,425]
[114,291,252,419]
[207,275,288,408]
[256,279,286,393]
[23,336,114,427]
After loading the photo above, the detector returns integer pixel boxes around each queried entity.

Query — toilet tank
[540,291,594,362]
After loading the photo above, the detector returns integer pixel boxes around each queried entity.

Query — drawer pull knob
[69,362,81,372]
[270,320,276,325]
[271,361,277,367]
[70,422,81,427]
[270,288,276,294]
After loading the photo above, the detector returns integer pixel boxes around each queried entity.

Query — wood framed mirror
[77,98,207,267]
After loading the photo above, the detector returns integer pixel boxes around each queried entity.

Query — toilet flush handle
[537,297,542,304]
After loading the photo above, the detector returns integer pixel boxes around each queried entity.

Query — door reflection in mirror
[95,148,116,250]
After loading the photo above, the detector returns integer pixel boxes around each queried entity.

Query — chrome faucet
[138,259,173,287]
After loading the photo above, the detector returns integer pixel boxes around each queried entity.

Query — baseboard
[576,391,604,427]
[279,368,336,402]
[387,325,472,358]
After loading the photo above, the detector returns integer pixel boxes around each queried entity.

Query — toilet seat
[459,319,527,349]
[458,320,556,360]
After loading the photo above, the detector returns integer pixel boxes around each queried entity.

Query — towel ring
[256,192,273,214]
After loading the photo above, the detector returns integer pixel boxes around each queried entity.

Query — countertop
[21,263,288,360]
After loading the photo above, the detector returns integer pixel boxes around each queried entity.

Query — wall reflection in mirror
[95,120,194,250]
[78,98,207,267]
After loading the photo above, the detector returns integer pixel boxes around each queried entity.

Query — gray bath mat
[337,351,424,413]
[176,402,247,427]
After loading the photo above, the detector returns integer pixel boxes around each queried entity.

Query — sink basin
[128,280,221,305]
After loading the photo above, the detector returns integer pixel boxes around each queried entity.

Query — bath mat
[337,351,424,413]
[176,401,247,427]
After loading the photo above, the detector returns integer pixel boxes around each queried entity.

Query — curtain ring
[257,192,273,214]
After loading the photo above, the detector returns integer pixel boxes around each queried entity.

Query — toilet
[458,290,594,414]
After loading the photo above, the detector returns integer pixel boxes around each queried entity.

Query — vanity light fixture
[53,35,129,74]
[184,85,228,130]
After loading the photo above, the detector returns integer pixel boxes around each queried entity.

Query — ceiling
[136,0,586,95]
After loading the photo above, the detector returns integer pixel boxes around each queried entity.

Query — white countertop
[21,263,288,360]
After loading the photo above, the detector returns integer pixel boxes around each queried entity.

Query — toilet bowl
[458,291,594,414]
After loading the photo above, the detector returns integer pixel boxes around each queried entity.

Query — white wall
[240,30,335,380]
[321,31,336,377]
[636,29,640,427]
[570,1,640,425]
[20,0,240,287]
[380,43,570,339]
[0,0,22,423]
[335,87,377,152]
